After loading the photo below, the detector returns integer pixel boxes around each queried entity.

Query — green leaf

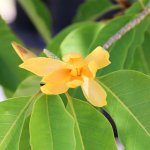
[0,96,32,150]
[19,116,31,150]
[18,0,52,43]
[66,96,117,150]
[125,0,149,15]
[131,29,150,74]
[30,95,76,150]
[47,22,104,57]
[73,0,118,22]
[60,23,104,57]
[98,15,150,75]
[124,16,150,69]
[14,76,41,97]
[0,17,27,92]
[98,70,150,149]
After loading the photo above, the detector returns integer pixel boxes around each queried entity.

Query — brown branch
[103,3,150,49]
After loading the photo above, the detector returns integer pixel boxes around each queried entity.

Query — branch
[103,3,150,49]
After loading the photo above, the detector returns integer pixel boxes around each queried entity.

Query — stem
[103,2,150,49]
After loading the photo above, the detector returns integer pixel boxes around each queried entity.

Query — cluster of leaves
[0,0,150,149]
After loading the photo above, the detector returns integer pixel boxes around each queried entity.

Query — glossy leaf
[18,0,52,43]
[73,0,118,22]
[0,96,31,150]
[0,17,27,92]
[66,97,117,150]
[30,95,76,150]
[98,70,150,149]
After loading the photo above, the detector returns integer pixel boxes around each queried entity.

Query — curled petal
[81,77,107,107]
[41,69,70,94]
[12,42,36,61]
[66,76,83,88]
[85,46,110,69]
[20,57,65,76]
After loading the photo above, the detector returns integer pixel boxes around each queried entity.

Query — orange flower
[12,42,110,107]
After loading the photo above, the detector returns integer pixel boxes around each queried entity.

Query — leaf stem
[65,92,85,150]
[103,2,150,49]
[25,90,42,117]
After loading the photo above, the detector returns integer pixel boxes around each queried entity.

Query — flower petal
[63,53,82,63]
[11,42,36,61]
[85,46,110,69]
[66,76,83,88]
[20,57,65,76]
[81,61,97,78]
[41,69,70,94]
[81,77,107,107]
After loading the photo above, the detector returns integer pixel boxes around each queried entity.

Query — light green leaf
[0,96,32,150]
[0,17,27,92]
[47,22,104,57]
[66,96,117,150]
[98,70,150,149]
[14,76,41,97]
[18,0,52,43]
[30,95,76,150]
[60,23,104,56]
[73,0,118,22]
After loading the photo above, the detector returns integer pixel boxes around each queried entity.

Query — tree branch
[103,3,150,49]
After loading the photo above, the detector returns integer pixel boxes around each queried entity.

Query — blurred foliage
[0,0,150,149]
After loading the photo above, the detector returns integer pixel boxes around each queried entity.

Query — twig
[103,2,150,49]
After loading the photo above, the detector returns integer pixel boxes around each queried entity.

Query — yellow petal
[85,46,111,69]
[66,76,83,88]
[41,69,70,94]
[20,57,66,76]
[11,42,36,61]
[41,82,69,95]
[81,77,107,107]
[81,61,97,78]
[63,53,82,63]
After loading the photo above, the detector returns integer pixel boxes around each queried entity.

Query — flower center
[70,67,81,77]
